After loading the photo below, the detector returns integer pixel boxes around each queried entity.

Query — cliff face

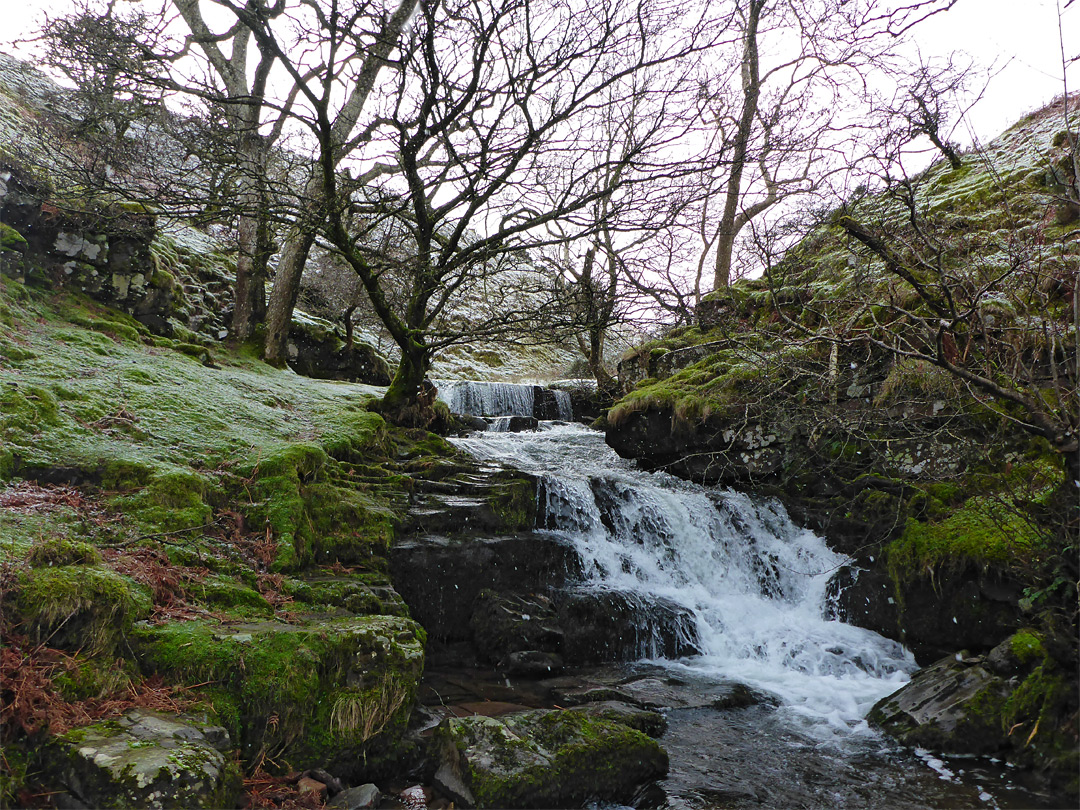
[605,98,1078,792]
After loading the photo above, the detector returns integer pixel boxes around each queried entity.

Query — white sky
[2,0,1076,148]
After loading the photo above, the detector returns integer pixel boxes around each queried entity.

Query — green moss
[887,494,1046,578]
[442,710,668,808]
[1009,630,1046,665]
[113,468,214,532]
[53,654,135,700]
[131,615,424,769]
[27,537,103,567]
[488,474,537,532]
[0,222,28,251]
[14,565,152,652]
[188,576,273,616]
[0,384,61,444]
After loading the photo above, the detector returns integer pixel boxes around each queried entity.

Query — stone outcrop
[429,709,668,808]
[870,632,1078,794]
[0,164,174,334]
[130,614,426,780]
[286,312,392,385]
[44,710,240,810]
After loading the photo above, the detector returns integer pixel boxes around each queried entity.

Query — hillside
[605,95,1079,793]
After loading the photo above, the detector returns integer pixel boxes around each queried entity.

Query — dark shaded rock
[389,534,581,642]
[329,784,380,810]
[503,650,565,678]
[533,388,564,420]
[429,709,668,809]
[44,710,240,810]
[470,591,564,664]
[504,415,539,432]
[605,407,787,487]
[869,655,1010,755]
[831,562,1022,665]
[286,317,392,385]
[455,415,490,433]
[556,588,700,664]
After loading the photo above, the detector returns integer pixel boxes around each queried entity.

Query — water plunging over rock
[436,380,574,423]
[457,423,918,739]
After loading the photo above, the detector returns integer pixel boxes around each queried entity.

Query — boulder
[130,614,425,778]
[329,783,381,810]
[430,709,668,808]
[871,635,1079,796]
[831,562,1022,664]
[389,534,581,642]
[286,315,392,385]
[556,588,700,664]
[44,710,240,810]
[869,654,1012,755]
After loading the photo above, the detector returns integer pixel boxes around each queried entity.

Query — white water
[436,380,573,421]
[454,422,918,744]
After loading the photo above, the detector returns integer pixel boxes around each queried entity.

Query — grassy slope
[0,277,460,802]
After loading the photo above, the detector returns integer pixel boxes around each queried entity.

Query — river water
[442,387,1057,808]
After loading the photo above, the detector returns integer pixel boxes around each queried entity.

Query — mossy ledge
[0,278,465,803]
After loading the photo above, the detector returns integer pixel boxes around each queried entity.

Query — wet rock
[389,534,580,642]
[504,415,539,432]
[470,591,563,664]
[430,709,668,808]
[44,709,240,810]
[832,562,1022,664]
[869,655,1010,755]
[556,588,700,664]
[328,783,380,810]
[566,701,667,737]
[455,415,490,433]
[503,650,565,678]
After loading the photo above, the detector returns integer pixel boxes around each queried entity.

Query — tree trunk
[379,342,437,428]
[713,0,764,291]
[229,130,271,341]
[263,229,316,366]
[230,211,269,340]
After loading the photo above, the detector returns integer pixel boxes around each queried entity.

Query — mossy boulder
[430,709,668,808]
[11,565,152,653]
[129,614,425,777]
[871,634,1079,799]
[43,709,240,810]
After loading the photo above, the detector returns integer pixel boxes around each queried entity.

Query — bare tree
[697,0,959,293]
[31,0,300,341]
[762,94,1079,485]
[260,0,421,367]
[225,0,724,425]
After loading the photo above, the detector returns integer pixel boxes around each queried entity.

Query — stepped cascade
[456,421,918,739]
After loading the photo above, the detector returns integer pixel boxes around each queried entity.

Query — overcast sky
[3,0,1078,146]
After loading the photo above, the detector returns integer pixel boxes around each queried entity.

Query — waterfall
[436,380,535,417]
[552,389,573,421]
[455,423,917,742]
[435,380,574,421]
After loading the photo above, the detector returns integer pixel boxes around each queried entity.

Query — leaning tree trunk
[263,229,316,366]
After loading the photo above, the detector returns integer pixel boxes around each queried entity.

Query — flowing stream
[456,421,915,739]
[440,385,1054,808]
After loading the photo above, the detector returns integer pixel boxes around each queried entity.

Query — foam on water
[456,422,918,743]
